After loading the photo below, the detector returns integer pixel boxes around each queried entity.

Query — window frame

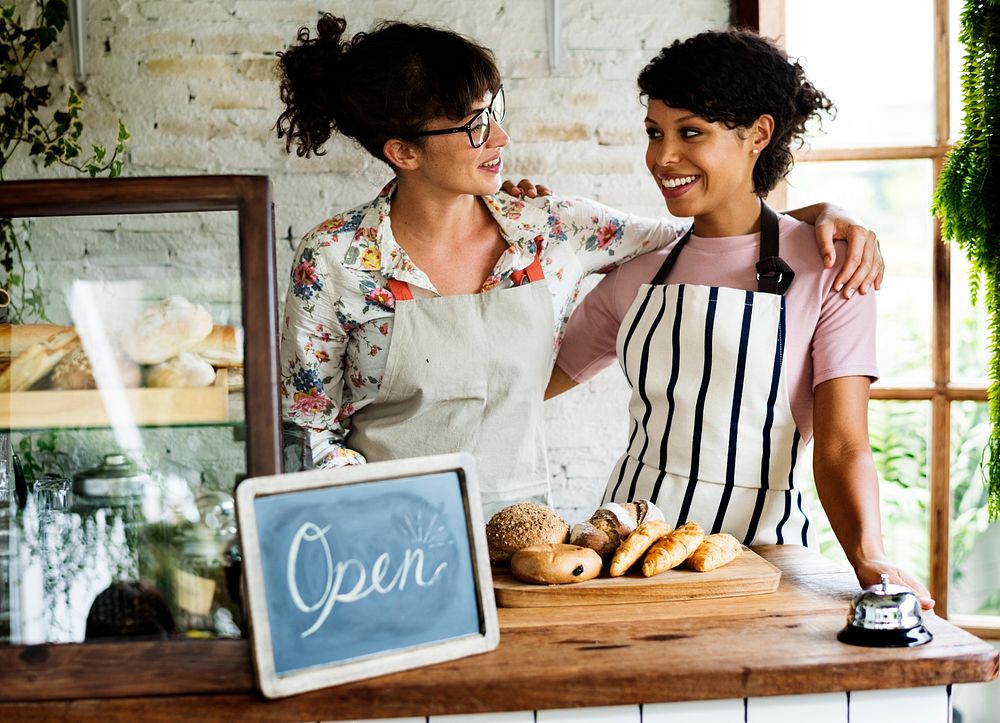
[735,0,995,637]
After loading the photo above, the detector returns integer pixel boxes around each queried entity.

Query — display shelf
[1,371,242,430]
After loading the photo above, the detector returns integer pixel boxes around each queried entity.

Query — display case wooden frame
[0,175,281,699]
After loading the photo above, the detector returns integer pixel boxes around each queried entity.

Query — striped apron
[603,203,814,546]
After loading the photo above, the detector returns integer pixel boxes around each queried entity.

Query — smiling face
[644,99,766,237]
[410,88,510,198]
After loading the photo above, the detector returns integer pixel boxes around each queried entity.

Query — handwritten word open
[287,522,448,638]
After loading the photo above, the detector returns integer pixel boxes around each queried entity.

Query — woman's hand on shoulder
[500,178,553,199]
[854,557,935,611]
[812,203,885,298]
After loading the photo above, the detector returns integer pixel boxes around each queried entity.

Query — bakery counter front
[0,545,996,722]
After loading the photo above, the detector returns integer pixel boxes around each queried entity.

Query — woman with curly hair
[275,14,882,519]
[549,30,931,606]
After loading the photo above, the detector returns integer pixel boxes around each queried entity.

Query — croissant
[687,533,743,572]
[642,521,705,577]
[609,519,672,577]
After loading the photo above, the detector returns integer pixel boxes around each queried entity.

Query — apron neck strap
[649,199,794,295]
[754,201,794,295]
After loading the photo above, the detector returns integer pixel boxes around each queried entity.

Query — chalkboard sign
[235,453,499,699]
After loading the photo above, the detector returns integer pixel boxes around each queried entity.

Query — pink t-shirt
[555,215,878,444]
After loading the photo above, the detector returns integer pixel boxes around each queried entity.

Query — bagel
[510,543,603,585]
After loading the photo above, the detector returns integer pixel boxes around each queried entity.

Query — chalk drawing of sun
[395,504,455,550]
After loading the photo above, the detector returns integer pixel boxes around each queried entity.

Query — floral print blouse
[280,180,685,468]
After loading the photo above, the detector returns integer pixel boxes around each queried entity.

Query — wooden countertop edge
[0,546,995,718]
[0,651,995,723]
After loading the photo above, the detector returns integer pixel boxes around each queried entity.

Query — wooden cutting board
[492,546,781,608]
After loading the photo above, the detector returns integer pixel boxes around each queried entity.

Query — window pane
[872,401,931,587]
[951,239,990,384]
[785,0,935,148]
[798,400,930,588]
[950,0,965,140]
[786,160,934,383]
[950,401,998,616]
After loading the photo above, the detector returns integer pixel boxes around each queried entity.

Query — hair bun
[315,13,348,44]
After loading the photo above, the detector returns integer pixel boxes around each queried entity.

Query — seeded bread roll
[486,503,569,566]
[50,346,142,390]
[511,543,603,585]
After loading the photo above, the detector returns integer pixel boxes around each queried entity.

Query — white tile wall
[850,686,950,723]
[536,704,640,722]
[746,692,848,723]
[644,697,745,722]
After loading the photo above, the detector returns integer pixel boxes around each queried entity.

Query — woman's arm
[545,363,581,399]
[280,239,367,468]
[501,180,883,299]
[812,376,934,609]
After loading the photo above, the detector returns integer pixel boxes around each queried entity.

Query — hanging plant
[1,0,130,322]
[932,0,1000,521]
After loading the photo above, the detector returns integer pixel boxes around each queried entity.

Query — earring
[752,148,760,155]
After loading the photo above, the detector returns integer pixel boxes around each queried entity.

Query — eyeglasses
[413,86,506,148]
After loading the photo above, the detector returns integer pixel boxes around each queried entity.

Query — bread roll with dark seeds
[511,543,602,584]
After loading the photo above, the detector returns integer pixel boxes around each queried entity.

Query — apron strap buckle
[755,255,795,295]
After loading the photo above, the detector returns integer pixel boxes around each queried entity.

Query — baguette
[190,325,243,367]
[0,323,72,361]
[609,519,672,577]
[686,533,743,572]
[641,521,705,577]
[0,328,80,392]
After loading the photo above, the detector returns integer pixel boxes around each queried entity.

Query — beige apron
[349,249,555,519]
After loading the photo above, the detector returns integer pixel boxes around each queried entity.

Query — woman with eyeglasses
[275,14,883,518]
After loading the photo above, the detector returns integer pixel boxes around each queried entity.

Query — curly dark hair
[275,13,502,163]
[638,30,834,195]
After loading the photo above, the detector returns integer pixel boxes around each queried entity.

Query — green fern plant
[932,0,1000,521]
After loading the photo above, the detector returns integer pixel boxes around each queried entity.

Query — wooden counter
[0,546,996,721]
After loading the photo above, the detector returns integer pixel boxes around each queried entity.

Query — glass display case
[0,175,280,699]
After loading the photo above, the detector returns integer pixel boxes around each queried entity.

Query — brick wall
[6,0,729,524]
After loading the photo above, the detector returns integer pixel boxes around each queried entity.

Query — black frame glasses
[412,86,505,148]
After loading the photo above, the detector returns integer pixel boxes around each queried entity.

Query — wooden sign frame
[235,453,499,699]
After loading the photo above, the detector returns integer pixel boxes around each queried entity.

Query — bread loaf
[486,503,569,565]
[510,544,602,585]
[641,521,705,577]
[686,533,743,572]
[121,296,213,365]
[146,352,217,388]
[570,499,665,557]
[609,519,672,577]
[0,323,72,361]
[0,328,79,392]
[190,325,243,367]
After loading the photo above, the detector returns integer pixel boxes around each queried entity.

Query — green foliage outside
[0,0,130,321]
[933,0,1000,521]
